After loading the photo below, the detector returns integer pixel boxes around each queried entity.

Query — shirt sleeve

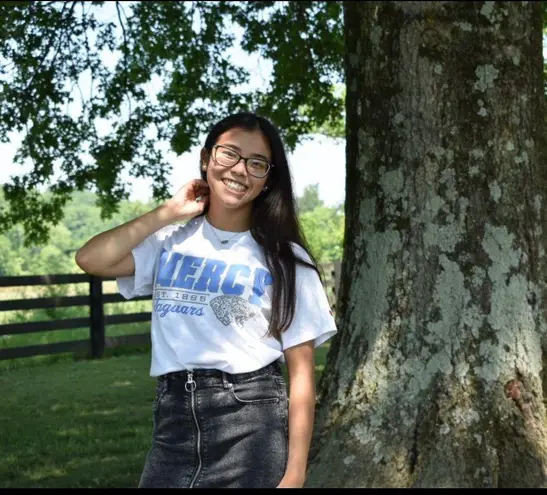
[281,249,338,351]
[116,225,177,299]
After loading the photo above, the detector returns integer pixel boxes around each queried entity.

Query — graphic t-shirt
[117,215,337,376]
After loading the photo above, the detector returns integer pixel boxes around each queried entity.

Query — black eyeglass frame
[212,144,274,178]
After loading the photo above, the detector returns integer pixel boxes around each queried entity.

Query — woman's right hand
[75,178,210,278]
[166,178,210,222]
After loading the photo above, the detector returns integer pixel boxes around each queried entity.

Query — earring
[263,186,268,192]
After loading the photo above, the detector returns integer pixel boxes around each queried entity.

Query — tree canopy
[0,1,344,244]
[297,183,324,213]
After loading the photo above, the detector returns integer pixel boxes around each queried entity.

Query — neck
[206,202,252,232]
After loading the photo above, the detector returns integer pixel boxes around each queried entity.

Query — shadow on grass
[0,353,154,488]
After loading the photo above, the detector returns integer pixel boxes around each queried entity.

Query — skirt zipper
[185,371,202,488]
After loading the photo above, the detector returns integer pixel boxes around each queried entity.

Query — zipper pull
[185,371,196,392]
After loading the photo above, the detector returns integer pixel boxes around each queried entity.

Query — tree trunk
[307,1,547,488]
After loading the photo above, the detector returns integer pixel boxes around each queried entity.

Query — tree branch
[80,1,95,104]
[115,0,132,118]
[23,1,74,95]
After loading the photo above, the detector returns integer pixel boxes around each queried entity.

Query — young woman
[75,112,337,488]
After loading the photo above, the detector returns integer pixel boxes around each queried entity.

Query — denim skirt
[138,361,289,488]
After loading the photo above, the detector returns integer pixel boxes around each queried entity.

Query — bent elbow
[75,250,95,274]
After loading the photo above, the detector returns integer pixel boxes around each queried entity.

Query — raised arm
[75,179,209,278]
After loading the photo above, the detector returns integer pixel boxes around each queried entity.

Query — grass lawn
[0,344,330,488]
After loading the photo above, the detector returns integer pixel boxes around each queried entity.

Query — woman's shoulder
[289,242,316,267]
[154,215,204,243]
[289,241,310,260]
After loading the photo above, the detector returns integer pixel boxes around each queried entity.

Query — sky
[0,3,346,208]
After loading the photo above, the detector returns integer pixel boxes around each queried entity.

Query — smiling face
[203,127,272,226]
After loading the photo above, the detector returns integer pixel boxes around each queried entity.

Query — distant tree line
[0,184,344,276]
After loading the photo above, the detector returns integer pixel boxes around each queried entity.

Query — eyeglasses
[212,145,273,178]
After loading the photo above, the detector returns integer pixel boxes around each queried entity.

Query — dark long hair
[200,112,321,341]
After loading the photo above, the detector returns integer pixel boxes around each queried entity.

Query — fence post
[89,275,105,358]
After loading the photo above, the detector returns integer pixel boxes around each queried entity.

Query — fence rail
[0,274,152,360]
[0,261,341,361]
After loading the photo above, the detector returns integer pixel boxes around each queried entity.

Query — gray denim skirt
[138,361,289,488]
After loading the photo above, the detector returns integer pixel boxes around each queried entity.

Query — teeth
[223,179,247,192]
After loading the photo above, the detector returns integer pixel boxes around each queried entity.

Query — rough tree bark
[307,1,547,488]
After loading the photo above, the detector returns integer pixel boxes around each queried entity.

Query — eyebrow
[221,143,270,162]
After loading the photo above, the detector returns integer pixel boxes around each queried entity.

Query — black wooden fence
[0,274,152,360]
[0,261,341,361]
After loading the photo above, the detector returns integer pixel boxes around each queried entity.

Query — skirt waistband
[158,360,282,387]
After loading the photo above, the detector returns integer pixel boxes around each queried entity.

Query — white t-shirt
[117,215,337,376]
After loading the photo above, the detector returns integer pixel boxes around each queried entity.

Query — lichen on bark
[308,1,547,488]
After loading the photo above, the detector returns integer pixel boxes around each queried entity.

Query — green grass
[0,353,153,488]
[0,343,330,488]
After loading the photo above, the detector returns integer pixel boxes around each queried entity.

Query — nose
[231,157,247,176]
